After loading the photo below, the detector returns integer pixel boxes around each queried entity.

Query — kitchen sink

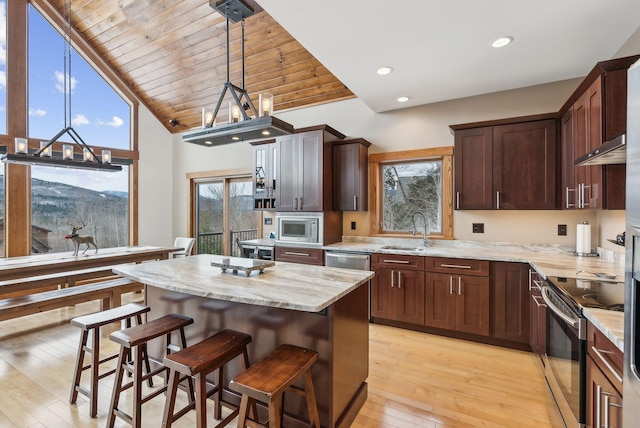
[380,245,426,252]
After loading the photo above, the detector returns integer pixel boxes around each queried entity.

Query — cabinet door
[425,272,456,330]
[560,109,576,209]
[492,120,556,209]
[491,262,530,344]
[456,275,490,336]
[371,267,396,320]
[453,127,493,209]
[586,355,622,428]
[333,142,368,211]
[299,131,324,211]
[395,270,425,325]
[277,134,298,211]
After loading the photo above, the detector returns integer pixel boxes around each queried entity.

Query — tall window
[370,147,454,240]
[0,0,6,135]
[193,175,259,257]
[25,5,131,254]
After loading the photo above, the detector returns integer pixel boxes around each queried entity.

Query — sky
[0,3,130,192]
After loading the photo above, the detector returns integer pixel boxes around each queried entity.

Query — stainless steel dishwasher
[325,250,372,321]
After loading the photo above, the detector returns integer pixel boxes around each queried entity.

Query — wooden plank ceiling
[45,0,354,133]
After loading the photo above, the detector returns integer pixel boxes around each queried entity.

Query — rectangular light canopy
[183,115,294,147]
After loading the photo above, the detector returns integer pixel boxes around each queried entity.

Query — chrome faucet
[412,212,430,247]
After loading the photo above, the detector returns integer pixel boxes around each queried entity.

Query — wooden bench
[0,277,143,322]
[0,265,126,298]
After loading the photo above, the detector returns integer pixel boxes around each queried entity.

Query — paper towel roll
[576,222,591,254]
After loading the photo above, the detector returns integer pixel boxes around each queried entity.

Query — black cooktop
[546,276,625,312]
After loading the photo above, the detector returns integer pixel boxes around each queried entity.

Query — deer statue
[64,221,98,256]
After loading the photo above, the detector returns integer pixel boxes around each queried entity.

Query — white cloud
[0,2,6,65]
[55,71,77,94]
[29,108,47,117]
[0,70,5,91]
[106,116,124,128]
[71,113,89,126]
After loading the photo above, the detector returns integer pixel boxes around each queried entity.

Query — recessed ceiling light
[231,136,240,141]
[205,141,213,145]
[492,36,513,48]
[261,130,271,136]
[377,66,393,75]
[397,96,410,103]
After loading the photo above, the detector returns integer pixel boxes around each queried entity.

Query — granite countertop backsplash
[325,236,625,351]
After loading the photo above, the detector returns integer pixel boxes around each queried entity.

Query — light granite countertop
[114,254,373,313]
[325,237,625,351]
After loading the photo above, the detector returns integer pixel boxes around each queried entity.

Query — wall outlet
[351,221,357,230]
[558,224,567,236]
[472,223,484,233]
[264,218,272,225]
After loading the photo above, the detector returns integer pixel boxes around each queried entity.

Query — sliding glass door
[195,177,259,256]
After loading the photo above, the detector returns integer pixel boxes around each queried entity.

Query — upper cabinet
[251,139,278,210]
[452,118,556,210]
[332,139,371,211]
[277,126,345,212]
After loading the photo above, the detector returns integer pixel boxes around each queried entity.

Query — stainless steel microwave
[275,212,323,244]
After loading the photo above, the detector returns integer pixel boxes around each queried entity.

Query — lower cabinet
[491,262,530,344]
[371,254,425,325]
[529,270,547,355]
[425,258,490,336]
[274,246,324,266]
[586,321,623,428]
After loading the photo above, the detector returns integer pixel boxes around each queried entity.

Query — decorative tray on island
[210,256,275,276]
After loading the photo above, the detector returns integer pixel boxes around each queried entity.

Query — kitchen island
[114,254,373,428]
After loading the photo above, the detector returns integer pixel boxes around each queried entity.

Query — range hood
[575,134,626,166]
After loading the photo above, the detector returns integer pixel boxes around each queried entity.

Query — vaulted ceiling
[44,0,354,133]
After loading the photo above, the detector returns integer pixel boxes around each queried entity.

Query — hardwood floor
[0,297,554,427]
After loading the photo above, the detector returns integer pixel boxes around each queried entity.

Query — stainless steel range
[542,276,624,428]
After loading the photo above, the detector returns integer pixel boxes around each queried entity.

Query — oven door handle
[541,286,580,329]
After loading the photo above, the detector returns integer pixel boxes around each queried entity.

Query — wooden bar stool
[69,302,151,418]
[161,329,254,428]
[230,344,320,428]
[107,313,194,428]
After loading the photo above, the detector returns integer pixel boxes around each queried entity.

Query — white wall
[137,105,175,247]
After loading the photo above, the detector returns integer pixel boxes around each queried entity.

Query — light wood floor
[0,296,554,427]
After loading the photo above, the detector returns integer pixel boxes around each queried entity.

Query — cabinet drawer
[425,257,489,276]
[275,246,324,266]
[372,253,425,270]
[588,322,623,393]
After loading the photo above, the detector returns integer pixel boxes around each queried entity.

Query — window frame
[369,147,454,240]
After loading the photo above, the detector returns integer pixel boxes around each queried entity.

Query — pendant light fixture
[1,0,125,171]
[182,0,294,147]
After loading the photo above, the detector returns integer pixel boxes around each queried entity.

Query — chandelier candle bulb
[62,144,74,160]
[14,138,28,154]
[83,148,93,162]
[229,102,242,123]
[39,141,52,157]
[259,92,273,117]
[102,150,111,164]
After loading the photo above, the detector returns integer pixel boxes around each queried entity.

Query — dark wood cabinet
[425,258,490,336]
[586,321,623,428]
[371,253,425,325]
[491,262,530,344]
[250,139,278,210]
[560,109,575,209]
[274,246,324,266]
[452,119,556,210]
[332,139,370,211]
[277,126,345,212]
[529,270,546,355]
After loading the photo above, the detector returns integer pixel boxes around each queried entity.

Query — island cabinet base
[145,282,369,428]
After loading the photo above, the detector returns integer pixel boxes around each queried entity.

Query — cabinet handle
[565,187,575,208]
[398,271,402,289]
[354,195,358,210]
[591,346,623,383]
[456,192,460,210]
[596,384,602,428]
[440,263,471,269]
[284,251,310,257]
[383,259,410,264]
[391,270,395,288]
[528,269,532,291]
[532,279,544,291]
[582,184,591,207]
[458,276,462,295]
[449,276,453,294]
[299,197,303,209]
[603,393,622,428]
[496,191,500,210]
[294,197,298,210]
[531,295,547,307]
